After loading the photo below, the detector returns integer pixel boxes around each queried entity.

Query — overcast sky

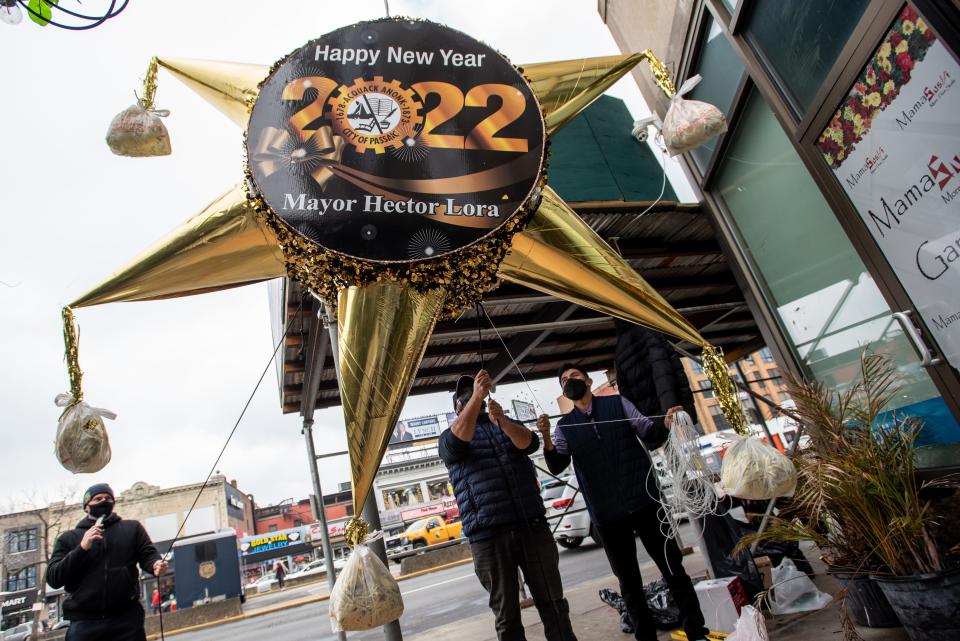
[0,0,695,510]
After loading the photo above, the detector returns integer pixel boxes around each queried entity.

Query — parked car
[251,573,278,593]
[539,476,569,512]
[1,622,34,641]
[547,475,599,549]
[401,516,463,549]
[287,557,347,580]
[287,558,327,580]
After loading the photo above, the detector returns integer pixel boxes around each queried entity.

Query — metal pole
[303,420,342,600]
[734,360,776,444]
[296,297,347,641]
[325,305,403,641]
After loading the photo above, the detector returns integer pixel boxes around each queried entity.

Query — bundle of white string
[656,410,721,541]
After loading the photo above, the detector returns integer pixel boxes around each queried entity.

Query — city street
[176,537,630,641]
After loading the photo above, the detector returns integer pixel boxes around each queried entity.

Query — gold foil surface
[525,51,674,136]
[337,280,446,515]
[71,184,285,307]
[497,186,704,347]
[157,57,269,128]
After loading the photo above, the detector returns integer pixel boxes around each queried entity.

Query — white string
[655,410,720,544]
[633,132,669,219]
[479,305,549,416]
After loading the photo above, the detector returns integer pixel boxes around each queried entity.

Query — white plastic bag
[727,605,768,641]
[770,558,832,615]
[662,74,728,156]
[105,103,171,157]
[329,531,404,631]
[54,393,116,474]
[720,435,797,500]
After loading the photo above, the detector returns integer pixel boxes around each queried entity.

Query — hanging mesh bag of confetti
[662,74,727,156]
[54,393,116,474]
[105,57,171,157]
[720,435,797,500]
[329,528,404,631]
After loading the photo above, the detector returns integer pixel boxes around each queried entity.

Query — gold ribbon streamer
[701,344,748,436]
[62,307,83,403]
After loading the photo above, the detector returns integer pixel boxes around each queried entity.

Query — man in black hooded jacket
[47,483,167,641]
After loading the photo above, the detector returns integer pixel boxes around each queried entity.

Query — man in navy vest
[440,369,578,641]
[538,364,709,641]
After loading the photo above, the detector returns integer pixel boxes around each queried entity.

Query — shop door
[801,1,960,466]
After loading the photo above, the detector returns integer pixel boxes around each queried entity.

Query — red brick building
[253,488,353,534]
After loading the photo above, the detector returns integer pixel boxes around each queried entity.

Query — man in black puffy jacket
[539,365,708,641]
[439,370,577,641]
[47,483,168,641]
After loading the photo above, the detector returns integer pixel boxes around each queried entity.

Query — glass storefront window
[381,484,424,510]
[427,479,453,501]
[715,90,953,447]
[745,0,870,113]
[688,13,744,172]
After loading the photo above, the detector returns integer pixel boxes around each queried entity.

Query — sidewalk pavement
[409,549,911,641]
[160,544,912,641]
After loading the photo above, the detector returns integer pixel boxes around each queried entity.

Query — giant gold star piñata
[61,18,744,520]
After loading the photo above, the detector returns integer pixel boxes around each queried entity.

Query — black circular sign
[247,18,546,264]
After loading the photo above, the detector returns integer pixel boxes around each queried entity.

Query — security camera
[631,115,662,143]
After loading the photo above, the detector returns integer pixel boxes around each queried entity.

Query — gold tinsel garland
[244,168,546,319]
[343,516,370,547]
[139,56,160,111]
[61,307,83,403]
[701,343,748,436]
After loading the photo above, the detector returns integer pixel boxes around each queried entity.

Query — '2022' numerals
[282,78,530,153]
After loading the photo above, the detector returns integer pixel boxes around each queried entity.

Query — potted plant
[737,353,959,641]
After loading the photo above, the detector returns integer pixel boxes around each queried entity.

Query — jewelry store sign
[817,4,960,369]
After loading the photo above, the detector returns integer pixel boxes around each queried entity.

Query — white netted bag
[329,530,404,631]
[662,74,727,156]
[54,393,116,474]
[720,435,796,500]
[727,605,768,641]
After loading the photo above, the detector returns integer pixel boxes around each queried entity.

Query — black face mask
[88,501,114,520]
[562,378,588,401]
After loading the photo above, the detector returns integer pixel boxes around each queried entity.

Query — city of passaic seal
[327,76,424,154]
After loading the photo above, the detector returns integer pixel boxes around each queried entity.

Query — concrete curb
[145,556,475,639]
